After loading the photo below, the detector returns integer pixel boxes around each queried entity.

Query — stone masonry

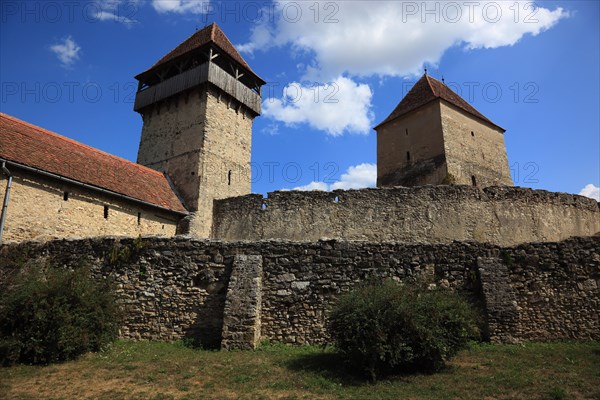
[377,101,447,187]
[441,101,513,187]
[1,236,598,349]
[0,172,178,243]
[376,75,513,188]
[136,85,255,239]
[221,255,263,350]
[213,185,600,245]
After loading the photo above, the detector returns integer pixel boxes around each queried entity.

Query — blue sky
[1,0,598,199]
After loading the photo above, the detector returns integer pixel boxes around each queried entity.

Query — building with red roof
[1,25,513,243]
[0,23,264,243]
[375,73,513,188]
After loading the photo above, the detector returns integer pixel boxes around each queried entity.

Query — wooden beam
[157,69,166,83]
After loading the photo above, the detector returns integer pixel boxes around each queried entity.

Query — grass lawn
[1,341,598,400]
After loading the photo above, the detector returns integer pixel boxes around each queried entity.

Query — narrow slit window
[228,170,232,186]
[407,151,411,161]
[104,205,109,219]
[471,175,477,187]
[471,131,475,137]
[405,128,409,135]
[137,212,141,226]
[63,192,69,201]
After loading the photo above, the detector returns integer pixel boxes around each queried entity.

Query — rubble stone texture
[1,236,598,349]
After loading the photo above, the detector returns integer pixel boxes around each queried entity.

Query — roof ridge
[209,22,216,40]
[138,22,263,83]
[209,22,248,68]
[375,73,504,131]
[424,75,438,96]
[0,113,166,178]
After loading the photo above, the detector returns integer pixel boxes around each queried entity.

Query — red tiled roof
[0,113,187,214]
[375,74,504,131]
[139,22,262,81]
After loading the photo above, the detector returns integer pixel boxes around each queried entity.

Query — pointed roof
[137,22,263,82]
[375,74,504,131]
[0,113,187,214]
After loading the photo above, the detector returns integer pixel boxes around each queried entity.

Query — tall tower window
[471,175,477,187]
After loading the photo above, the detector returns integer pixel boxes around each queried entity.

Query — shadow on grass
[283,350,368,386]
[283,348,456,386]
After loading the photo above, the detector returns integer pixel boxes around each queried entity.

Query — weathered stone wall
[256,240,481,344]
[221,255,263,350]
[213,186,600,246]
[192,87,254,238]
[136,85,255,239]
[376,101,447,186]
[0,237,233,347]
[1,236,598,348]
[375,99,513,188]
[441,101,513,187]
[479,241,600,343]
[136,86,208,211]
[258,237,600,345]
[0,171,178,243]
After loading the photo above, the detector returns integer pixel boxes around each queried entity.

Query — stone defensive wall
[211,186,600,246]
[1,236,598,349]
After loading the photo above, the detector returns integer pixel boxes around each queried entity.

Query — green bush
[0,263,121,365]
[328,280,480,381]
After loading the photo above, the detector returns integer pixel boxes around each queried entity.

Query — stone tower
[375,74,513,188]
[134,23,265,237]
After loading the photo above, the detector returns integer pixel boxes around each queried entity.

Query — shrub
[328,280,480,381]
[0,263,121,365]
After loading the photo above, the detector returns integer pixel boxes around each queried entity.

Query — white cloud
[244,1,566,135]
[241,1,568,79]
[92,1,138,24]
[263,76,374,136]
[292,181,330,191]
[50,36,81,67]
[291,163,376,191]
[331,163,377,190]
[95,11,137,24]
[152,0,209,14]
[579,184,600,201]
